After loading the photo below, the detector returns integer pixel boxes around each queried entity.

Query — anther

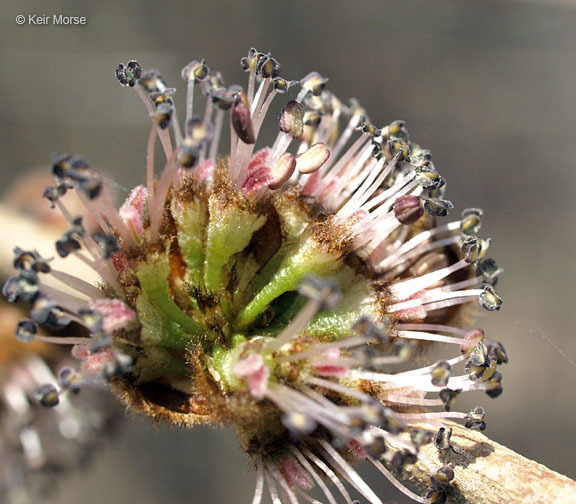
[479,285,502,311]
[3,270,39,303]
[279,100,305,139]
[13,248,51,273]
[282,411,317,437]
[487,341,508,365]
[139,69,167,94]
[352,316,388,342]
[460,208,483,235]
[423,198,454,217]
[433,427,452,451]
[359,117,381,137]
[460,329,485,355]
[439,388,461,412]
[394,194,424,225]
[431,361,452,387]
[181,59,209,83]
[231,92,256,144]
[15,319,38,342]
[273,77,299,94]
[478,258,503,285]
[93,233,120,259]
[256,53,281,79]
[465,406,486,430]
[240,48,260,72]
[35,383,60,408]
[116,60,142,87]
[268,152,296,190]
[154,102,173,129]
[461,236,485,265]
[298,276,341,310]
[416,166,445,190]
[296,143,330,174]
[59,367,83,394]
[410,428,433,449]
[300,72,329,96]
[30,296,71,329]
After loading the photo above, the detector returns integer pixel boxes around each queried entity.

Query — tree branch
[390,420,576,504]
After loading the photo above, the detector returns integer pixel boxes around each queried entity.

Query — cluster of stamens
[2,48,507,504]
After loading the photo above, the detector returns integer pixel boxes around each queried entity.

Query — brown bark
[390,421,576,504]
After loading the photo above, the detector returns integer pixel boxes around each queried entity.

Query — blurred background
[1,0,575,502]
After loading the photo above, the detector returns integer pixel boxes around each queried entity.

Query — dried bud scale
[3,49,508,504]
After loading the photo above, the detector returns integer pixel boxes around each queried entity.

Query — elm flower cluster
[0,301,119,503]
[3,48,507,503]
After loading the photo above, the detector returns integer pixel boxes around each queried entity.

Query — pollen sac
[460,208,483,235]
[256,53,281,79]
[56,231,81,258]
[416,166,445,190]
[268,152,296,190]
[364,436,387,458]
[273,77,299,94]
[394,194,424,225]
[390,450,417,472]
[149,87,176,106]
[300,72,329,97]
[78,308,104,333]
[359,117,381,137]
[178,139,200,169]
[460,328,485,355]
[431,361,452,387]
[411,252,449,277]
[298,276,341,310]
[154,102,173,129]
[35,383,60,408]
[232,95,256,145]
[388,139,411,160]
[296,142,330,174]
[42,183,68,208]
[410,428,433,449]
[51,153,89,179]
[423,198,454,217]
[102,352,133,381]
[282,411,317,437]
[279,100,305,139]
[434,427,453,451]
[487,340,509,365]
[3,270,39,303]
[479,285,502,311]
[30,296,71,329]
[139,69,167,94]
[116,60,142,87]
[461,235,485,265]
[59,367,83,394]
[13,247,51,273]
[485,371,503,398]
[181,59,209,82]
[352,316,388,342]
[439,388,461,412]
[15,319,38,342]
[478,258,503,285]
[434,466,455,485]
[240,48,260,72]
[465,406,486,430]
[93,233,120,259]
[383,120,408,139]
[210,87,236,110]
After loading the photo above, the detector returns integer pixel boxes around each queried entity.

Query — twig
[390,420,576,504]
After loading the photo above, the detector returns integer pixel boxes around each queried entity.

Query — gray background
[1,0,575,502]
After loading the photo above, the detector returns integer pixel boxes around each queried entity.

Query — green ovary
[129,185,381,390]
